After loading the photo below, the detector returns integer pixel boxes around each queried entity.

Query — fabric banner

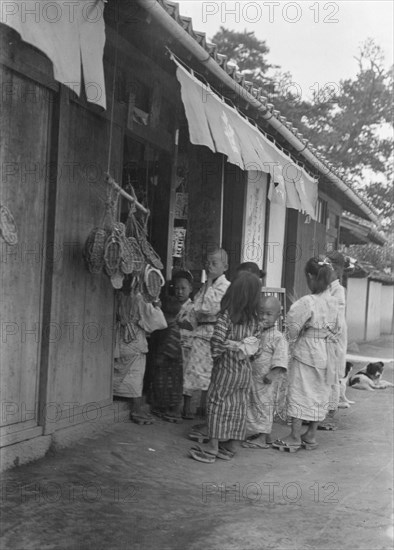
[175,59,317,218]
[0,0,107,108]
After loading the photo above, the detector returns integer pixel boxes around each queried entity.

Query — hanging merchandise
[83,227,108,274]
[110,271,124,289]
[144,264,165,301]
[83,183,119,277]
[0,203,18,245]
[125,196,164,271]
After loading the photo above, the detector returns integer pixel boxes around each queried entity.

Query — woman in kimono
[272,257,341,452]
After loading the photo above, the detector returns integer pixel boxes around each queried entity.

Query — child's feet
[271,434,302,451]
[242,434,270,449]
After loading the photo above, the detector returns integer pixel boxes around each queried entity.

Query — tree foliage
[211,30,393,267]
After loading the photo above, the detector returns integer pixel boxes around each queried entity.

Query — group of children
[113,246,348,461]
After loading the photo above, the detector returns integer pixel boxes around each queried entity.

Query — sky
[176,1,393,101]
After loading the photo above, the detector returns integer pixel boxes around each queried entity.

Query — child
[151,296,184,422]
[183,248,230,419]
[188,260,263,440]
[189,272,261,463]
[113,284,165,425]
[318,251,348,429]
[173,270,194,358]
[272,257,341,452]
[242,296,288,449]
[235,262,266,283]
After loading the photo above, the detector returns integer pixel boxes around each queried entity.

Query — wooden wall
[0,21,179,447]
[186,147,223,272]
[0,63,53,445]
[222,163,247,278]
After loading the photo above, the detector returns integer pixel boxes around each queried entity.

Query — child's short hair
[236,262,265,280]
[172,270,194,285]
[161,295,182,317]
[206,247,228,267]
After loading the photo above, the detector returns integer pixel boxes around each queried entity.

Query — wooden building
[0,0,379,469]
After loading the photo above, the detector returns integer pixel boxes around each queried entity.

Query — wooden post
[166,124,180,280]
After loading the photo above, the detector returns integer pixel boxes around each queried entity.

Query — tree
[301,39,393,180]
[211,30,393,269]
[213,31,393,224]
[211,27,274,82]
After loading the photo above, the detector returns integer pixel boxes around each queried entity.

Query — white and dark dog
[349,361,394,391]
[338,361,355,408]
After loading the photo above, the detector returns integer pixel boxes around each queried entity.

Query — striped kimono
[207,311,260,441]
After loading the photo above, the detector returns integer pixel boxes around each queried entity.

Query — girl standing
[189,272,261,463]
[272,257,341,452]
[318,251,348,430]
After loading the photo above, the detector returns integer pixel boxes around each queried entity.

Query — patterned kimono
[113,293,149,399]
[286,290,341,422]
[151,319,183,411]
[207,311,260,441]
[183,275,230,395]
[246,327,288,434]
[176,298,194,373]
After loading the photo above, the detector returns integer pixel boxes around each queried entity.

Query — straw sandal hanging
[0,203,18,246]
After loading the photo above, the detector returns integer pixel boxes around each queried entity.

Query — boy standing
[183,248,230,418]
[243,296,288,449]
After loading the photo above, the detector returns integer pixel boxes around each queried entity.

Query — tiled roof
[153,0,378,222]
[159,0,317,147]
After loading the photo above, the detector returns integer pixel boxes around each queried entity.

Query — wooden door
[0,65,52,445]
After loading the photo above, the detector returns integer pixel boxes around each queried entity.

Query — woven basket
[120,237,144,275]
[144,265,165,300]
[140,238,164,270]
[113,222,126,236]
[0,204,18,246]
[104,234,123,276]
[110,271,124,289]
[84,227,107,274]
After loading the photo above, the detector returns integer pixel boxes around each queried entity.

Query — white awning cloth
[175,59,317,218]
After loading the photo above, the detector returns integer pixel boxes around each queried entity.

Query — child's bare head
[259,296,281,329]
[204,248,228,279]
[172,270,193,304]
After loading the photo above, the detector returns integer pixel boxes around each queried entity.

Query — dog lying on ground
[338,361,355,408]
[349,361,394,391]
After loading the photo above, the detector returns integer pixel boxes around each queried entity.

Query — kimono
[246,327,288,434]
[207,311,260,441]
[328,279,348,410]
[330,279,347,378]
[176,298,194,373]
[113,292,149,399]
[286,290,341,422]
[151,319,183,411]
[183,275,230,395]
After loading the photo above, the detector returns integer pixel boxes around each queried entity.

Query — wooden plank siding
[222,163,247,278]
[43,93,123,431]
[283,193,343,305]
[0,65,52,436]
[186,148,223,273]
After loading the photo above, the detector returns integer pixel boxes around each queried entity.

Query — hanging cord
[106,18,120,174]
